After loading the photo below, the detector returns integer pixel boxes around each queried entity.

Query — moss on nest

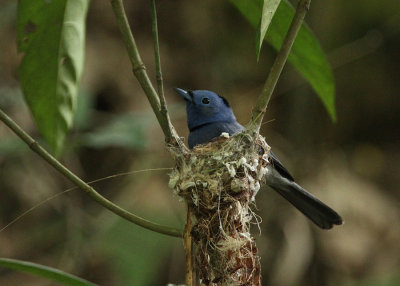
[169,131,271,285]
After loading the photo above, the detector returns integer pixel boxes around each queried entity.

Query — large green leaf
[256,0,282,61]
[231,0,336,121]
[17,0,89,154]
[0,258,97,286]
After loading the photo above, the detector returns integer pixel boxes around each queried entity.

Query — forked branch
[110,0,183,148]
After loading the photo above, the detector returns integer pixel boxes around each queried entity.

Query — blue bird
[175,88,343,229]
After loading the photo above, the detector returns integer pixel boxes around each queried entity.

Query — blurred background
[1,0,399,285]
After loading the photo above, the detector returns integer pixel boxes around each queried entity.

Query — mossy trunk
[169,132,270,285]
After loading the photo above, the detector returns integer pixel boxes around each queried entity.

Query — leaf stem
[0,108,183,238]
[248,0,311,132]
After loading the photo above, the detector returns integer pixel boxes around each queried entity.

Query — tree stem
[248,0,312,132]
[0,108,183,238]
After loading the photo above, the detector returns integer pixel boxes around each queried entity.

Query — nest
[168,131,271,286]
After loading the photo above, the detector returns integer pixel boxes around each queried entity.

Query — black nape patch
[218,94,231,107]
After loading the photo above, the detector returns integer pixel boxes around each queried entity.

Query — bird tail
[269,181,343,229]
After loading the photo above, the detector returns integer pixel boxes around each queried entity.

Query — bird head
[175,88,237,131]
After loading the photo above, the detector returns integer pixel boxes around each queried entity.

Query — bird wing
[216,121,245,135]
[269,151,295,182]
[189,121,245,148]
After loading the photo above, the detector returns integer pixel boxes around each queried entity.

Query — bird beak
[174,88,192,102]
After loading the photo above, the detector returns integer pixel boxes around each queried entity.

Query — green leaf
[231,0,336,121]
[17,0,90,154]
[0,258,97,286]
[256,0,282,61]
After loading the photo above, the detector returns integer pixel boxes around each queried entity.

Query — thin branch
[151,0,166,112]
[248,0,312,132]
[110,0,175,144]
[150,0,175,148]
[0,108,183,238]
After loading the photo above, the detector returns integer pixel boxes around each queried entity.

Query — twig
[150,0,175,146]
[151,0,166,112]
[184,205,194,286]
[110,0,176,144]
[0,108,183,238]
[150,2,194,283]
[248,0,312,132]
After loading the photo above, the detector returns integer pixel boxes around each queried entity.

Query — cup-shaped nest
[169,131,270,285]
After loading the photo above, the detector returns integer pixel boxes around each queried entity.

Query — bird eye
[202,97,210,104]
